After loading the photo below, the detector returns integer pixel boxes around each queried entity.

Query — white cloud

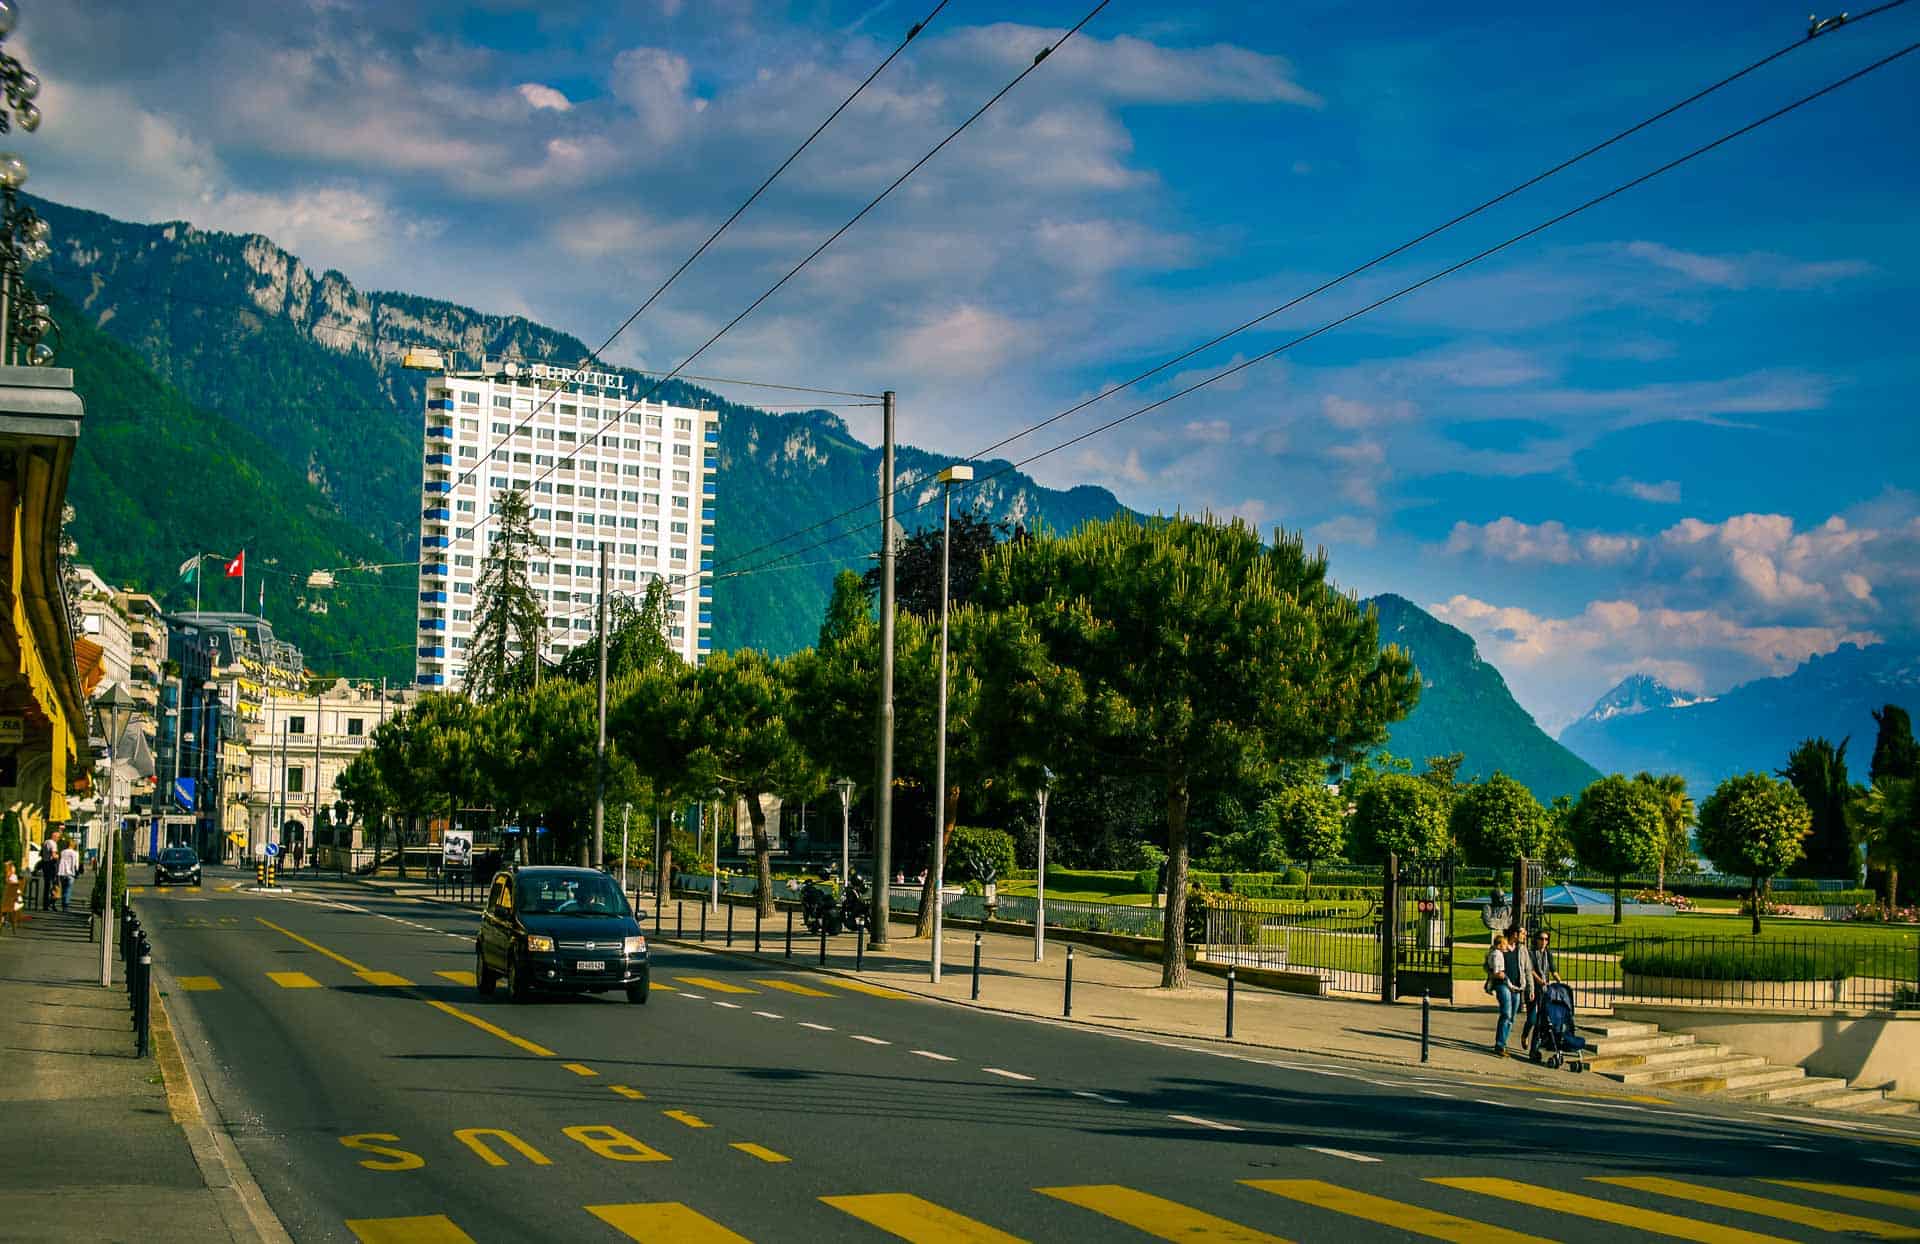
[611,47,706,145]
[1311,515,1377,548]
[1322,394,1415,430]
[1445,517,1643,565]
[1615,477,1681,504]
[1623,241,1874,291]
[888,304,1027,381]
[935,26,1322,108]
[1183,419,1233,445]
[517,83,573,112]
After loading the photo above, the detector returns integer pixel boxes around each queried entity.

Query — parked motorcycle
[799,869,842,935]
[839,873,871,934]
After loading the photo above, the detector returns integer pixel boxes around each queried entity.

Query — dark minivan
[153,846,201,887]
[476,866,649,1004]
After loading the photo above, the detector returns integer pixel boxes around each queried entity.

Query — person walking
[1503,925,1533,1053]
[1522,928,1561,1059]
[38,835,58,911]
[1485,929,1518,1057]
[56,838,78,912]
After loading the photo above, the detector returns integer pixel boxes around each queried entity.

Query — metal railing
[1546,926,1919,1011]
[1197,896,1382,995]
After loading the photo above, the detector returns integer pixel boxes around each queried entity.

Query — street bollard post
[1421,989,1431,1063]
[856,928,864,971]
[1064,944,1074,1017]
[785,909,794,959]
[971,933,982,1001]
[134,943,152,1057]
[655,896,663,936]
[677,902,684,939]
[754,907,763,954]
[1226,967,1236,1039]
[700,903,707,942]
[818,923,828,966]
[726,901,735,947]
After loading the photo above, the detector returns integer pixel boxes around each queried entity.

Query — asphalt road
[137,867,1920,1243]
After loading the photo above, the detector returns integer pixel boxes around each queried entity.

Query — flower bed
[1631,888,1694,912]
[1847,902,1920,924]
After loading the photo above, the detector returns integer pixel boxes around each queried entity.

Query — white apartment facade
[413,359,717,690]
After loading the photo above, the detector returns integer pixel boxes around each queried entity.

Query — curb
[151,979,295,1244]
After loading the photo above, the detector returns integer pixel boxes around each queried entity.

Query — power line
[454,0,1110,551]
[697,2,1914,580]
[717,37,1920,588]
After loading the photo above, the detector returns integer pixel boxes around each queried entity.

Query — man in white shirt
[57,840,80,912]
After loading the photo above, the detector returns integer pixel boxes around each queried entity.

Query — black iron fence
[1546,926,1920,1011]
[1197,896,1382,995]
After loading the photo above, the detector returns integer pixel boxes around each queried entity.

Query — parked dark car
[476,866,649,1004]
[153,846,202,887]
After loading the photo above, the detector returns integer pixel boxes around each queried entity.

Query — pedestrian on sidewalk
[57,839,78,912]
[38,835,58,911]
[1502,925,1532,1053]
[2,859,20,932]
[1520,928,1561,1059]
[1485,929,1517,1057]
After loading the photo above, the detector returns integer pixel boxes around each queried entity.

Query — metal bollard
[1226,967,1236,1039]
[971,933,982,1001]
[785,909,794,959]
[1421,989,1431,1063]
[134,946,152,1057]
[856,928,865,971]
[1064,945,1074,1017]
[726,901,735,947]
[677,902,684,939]
[754,907,763,954]
[655,896,663,935]
[818,923,828,966]
[700,903,708,942]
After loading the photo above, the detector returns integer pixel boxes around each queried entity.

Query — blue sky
[24,0,1920,730]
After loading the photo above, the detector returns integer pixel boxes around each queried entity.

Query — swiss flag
[224,550,245,579]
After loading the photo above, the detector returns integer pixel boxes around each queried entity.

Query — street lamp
[835,777,854,885]
[1035,766,1052,963]
[97,682,134,988]
[929,463,972,983]
[709,786,724,912]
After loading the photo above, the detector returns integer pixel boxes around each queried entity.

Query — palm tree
[1849,777,1916,907]
[1635,772,1695,893]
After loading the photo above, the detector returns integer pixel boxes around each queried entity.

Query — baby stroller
[1531,981,1588,1071]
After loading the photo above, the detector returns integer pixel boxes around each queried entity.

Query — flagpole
[195,553,202,617]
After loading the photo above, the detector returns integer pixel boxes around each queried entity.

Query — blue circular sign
[264,842,281,858]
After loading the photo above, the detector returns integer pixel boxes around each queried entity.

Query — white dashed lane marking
[1302,1145,1379,1162]
[983,1068,1035,1082]
[713,1001,742,1010]
[1168,1114,1242,1132]
[753,1011,784,1019]
[1073,1090,1125,1105]
[911,1050,956,1062]
[799,1022,834,1032]
[851,1035,891,1046]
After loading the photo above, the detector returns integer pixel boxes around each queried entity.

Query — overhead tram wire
[450,0,954,502]
[696,1,1913,580]
[454,0,1112,551]
[715,38,1920,588]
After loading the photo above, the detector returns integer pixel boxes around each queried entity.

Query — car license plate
[575,960,605,971]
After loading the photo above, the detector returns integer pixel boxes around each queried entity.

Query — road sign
[264,841,281,859]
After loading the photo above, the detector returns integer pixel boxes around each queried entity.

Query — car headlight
[624,935,647,955]
[526,934,555,953]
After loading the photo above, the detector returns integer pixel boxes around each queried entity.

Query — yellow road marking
[176,976,221,991]
[755,978,831,997]
[1039,1185,1286,1242]
[1597,1177,1919,1238]
[732,1142,790,1163]
[218,882,244,892]
[674,975,758,994]
[355,970,414,987]
[824,978,912,999]
[423,999,557,1057]
[347,1215,476,1243]
[1764,1182,1920,1213]
[590,1202,751,1242]
[267,971,323,989]
[434,970,477,985]
[564,1062,598,1077]
[663,1109,711,1129]
[611,1085,647,1100]
[128,886,145,895]
[256,916,372,972]
[823,1193,1026,1242]
[1246,1179,1544,1243]
[649,980,676,991]
[453,1127,551,1167]
[1432,1178,1795,1243]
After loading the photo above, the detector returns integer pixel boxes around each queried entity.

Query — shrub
[1631,888,1695,912]
[949,827,1016,883]
[1619,946,1850,982]
[1281,866,1309,887]
[1846,902,1920,924]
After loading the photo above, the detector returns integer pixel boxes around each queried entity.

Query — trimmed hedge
[1619,946,1852,982]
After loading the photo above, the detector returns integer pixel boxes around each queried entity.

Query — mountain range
[35,193,1639,802]
[1561,644,1920,793]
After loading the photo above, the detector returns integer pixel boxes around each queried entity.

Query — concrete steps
[1585,1017,1916,1116]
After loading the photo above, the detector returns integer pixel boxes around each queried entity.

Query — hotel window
[673,444,691,460]
[494,396,510,408]
[559,404,577,416]
[620,516,639,529]
[600,488,618,501]
[644,492,660,506]
[559,430,576,443]
[453,609,472,622]
[622,490,640,504]
[459,419,479,431]
[675,417,693,434]
[641,519,659,533]
[456,500,475,513]
[671,522,689,536]
[535,454,554,467]
[646,414,662,430]
[623,464,642,477]
[492,421,510,434]
[672,469,690,485]
[537,428,556,440]
[673,495,689,511]
[644,467,661,481]
[535,481,553,494]
[347,718,365,737]
[288,766,305,793]
[458,446,478,459]
[554,537,573,549]
[287,715,307,735]
[454,555,475,568]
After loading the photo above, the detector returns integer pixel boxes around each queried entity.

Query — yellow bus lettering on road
[452,1127,552,1167]
[563,1124,672,1163]
[340,1133,426,1172]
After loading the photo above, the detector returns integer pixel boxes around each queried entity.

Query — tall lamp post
[97,683,134,988]
[835,777,854,885]
[928,463,972,983]
[1035,767,1052,963]
[709,787,724,912]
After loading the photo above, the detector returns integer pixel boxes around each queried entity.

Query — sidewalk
[0,873,250,1242]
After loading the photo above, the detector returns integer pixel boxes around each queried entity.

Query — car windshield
[515,874,626,916]
[161,849,197,865]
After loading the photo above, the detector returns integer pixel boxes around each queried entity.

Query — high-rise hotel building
[413,356,717,690]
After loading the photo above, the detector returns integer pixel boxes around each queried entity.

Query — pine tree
[464,490,548,702]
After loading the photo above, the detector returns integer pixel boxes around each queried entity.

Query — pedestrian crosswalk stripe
[176,976,221,991]
[755,978,832,997]
[675,975,758,994]
[650,980,676,991]
[434,970,476,986]
[1596,1176,1918,1239]
[1245,1178,1542,1243]
[664,1110,711,1129]
[1039,1185,1287,1242]
[731,1142,790,1164]
[1432,1178,1796,1243]
[611,1085,647,1100]
[823,1192,1027,1242]
[267,971,324,989]
[589,1202,752,1242]
[128,886,145,895]
[1763,1182,1920,1214]
[825,978,912,999]
[346,1214,476,1243]
[564,1063,598,1077]
[356,970,414,987]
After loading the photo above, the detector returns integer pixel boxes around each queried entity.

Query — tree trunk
[914,784,960,938]
[1656,846,1666,895]
[1161,775,1191,988]
[1892,864,1901,910]
[1612,873,1622,925]
[398,813,412,879]
[1751,874,1762,936]
[748,791,775,919]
